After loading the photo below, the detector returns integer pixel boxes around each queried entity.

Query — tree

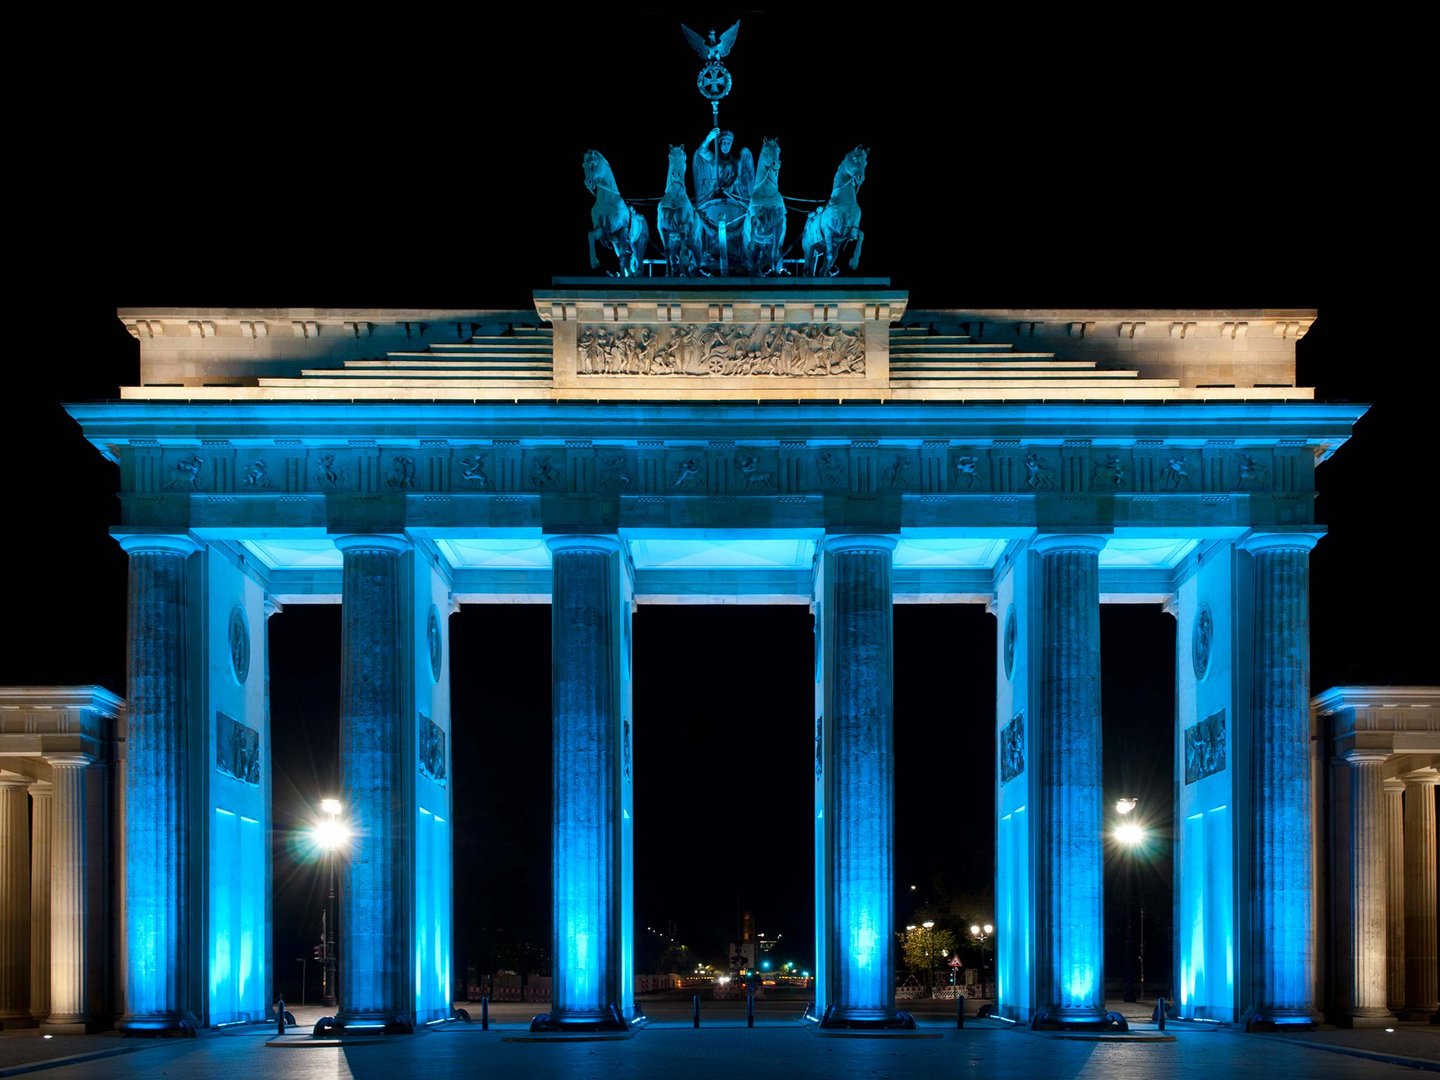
[899,924,957,991]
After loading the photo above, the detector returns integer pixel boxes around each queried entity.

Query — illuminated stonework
[59,283,1365,1032]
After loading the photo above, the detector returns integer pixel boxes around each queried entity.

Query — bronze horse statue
[583,149,649,277]
[743,138,786,277]
[657,144,702,276]
[802,146,867,277]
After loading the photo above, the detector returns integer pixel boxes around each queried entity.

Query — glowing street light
[313,797,348,1008]
[1111,796,1147,1001]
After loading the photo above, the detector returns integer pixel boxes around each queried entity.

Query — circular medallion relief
[1192,602,1214,681]
[1003,605,1017,680]
[228,605,250,684]
[427,605,442,683]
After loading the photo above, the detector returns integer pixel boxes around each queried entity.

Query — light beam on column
[816,534,912,1030]
[1033,534,1107,1026]
[532,535,631,1032]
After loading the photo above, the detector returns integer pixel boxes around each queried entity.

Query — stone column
[1033,534,1107,1023]
[0,776,30,1026]
[1384,778,1405,1014]
[1241,532,1319,1026]
[1402,769,1439,1020]
[538,536,628,1031]
[334,534,411,1027]
[1343,750,1392,1023]
[818,535,908,1029]
[117,533,200,1032]
[28,781,52,1024]
[44,754,89,1033]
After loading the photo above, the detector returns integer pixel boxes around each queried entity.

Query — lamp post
[967,922,993,983]
[1112,797,1145,1004]
[922,921,935,995]
[314,797,348,1009]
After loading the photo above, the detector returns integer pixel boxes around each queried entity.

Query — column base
[116,1013,198,1037]
[326,1011,416,1036]
[1030,1007,1128,1032]
[530,1005,629,1033]
[817,1005,917,1030]
[0,1016,36,1030]
[1401,1005,1440,1022]
[1343,1007,1397,1028]
[1242,1007,1317,1032]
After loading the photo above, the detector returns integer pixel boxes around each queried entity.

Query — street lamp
[1111,797,1146,1002]
[922,921,935,994]
[313,797,349,1008]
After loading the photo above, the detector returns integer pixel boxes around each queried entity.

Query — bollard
[275,997,286,1037]
[1156,995,1166,1031]
[957,993,965,1029]
[693,994,701,1028]
[481,995,490,1030]
[747,992,754,1028]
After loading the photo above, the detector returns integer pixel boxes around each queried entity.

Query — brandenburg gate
[59,281,1362,1033]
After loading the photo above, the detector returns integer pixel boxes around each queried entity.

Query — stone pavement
[0,1005,1434,1079]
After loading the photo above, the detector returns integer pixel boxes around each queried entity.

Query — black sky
[7,11,1420,996]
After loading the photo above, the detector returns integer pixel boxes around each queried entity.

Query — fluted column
[1344,750,1392,1023]
[1402,769,1439,1020]
[1384,778,1406,1013]
[0,776,30,1026]
[44,754,89,1033]
[1033,534,1107,1023]
[540,535,628,1031]
[335,534,411,1025]
[28,781,52,1024]
[117,533,200,1031]
[818,535,906,1028]
[1242,532,1319,1025]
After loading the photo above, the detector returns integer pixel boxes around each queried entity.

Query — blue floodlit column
[1384,778,1406,1013]
[1033,534,1107,1023]
[28,781,52,1023]
[118,533,201,1032]
[1402,769,1439,1019]
[818,535,906,1027]
[335,534,411,1025]
[43,754,89,1033]
[1344,750,1392,1023]
[543,536,629,1029]
[1242,532,1319,1025]
[0,776,29,1026]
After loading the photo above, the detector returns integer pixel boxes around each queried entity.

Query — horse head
[754,137,781,190]
[666,144,687,188]
[582,149,610,195]
[845,146,868,189]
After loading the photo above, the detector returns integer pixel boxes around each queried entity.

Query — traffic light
[312,944,322,961]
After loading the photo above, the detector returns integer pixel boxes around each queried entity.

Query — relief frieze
[576,323,865,377]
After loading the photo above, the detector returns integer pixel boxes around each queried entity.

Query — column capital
[1031,533,1108,557]
[115,532,201,557]
[1239,531,1323,555]
[263,596,283,619]
[822,533,897,555]
[27,781,53,798]
[1343,749,1391,765]
[333,533,410,556]
[1401,767,1440,788]
[0,773,30,790]
[42,753,92,770]
[1384,777,1407,795]
[544,534,622,557]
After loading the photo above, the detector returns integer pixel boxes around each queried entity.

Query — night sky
[9,12,1420,999]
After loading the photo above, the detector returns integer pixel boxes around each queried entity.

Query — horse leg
[588,228,601,270]
[849,228,864,271]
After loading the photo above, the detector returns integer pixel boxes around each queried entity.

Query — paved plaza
[2,1002,1435,1079]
